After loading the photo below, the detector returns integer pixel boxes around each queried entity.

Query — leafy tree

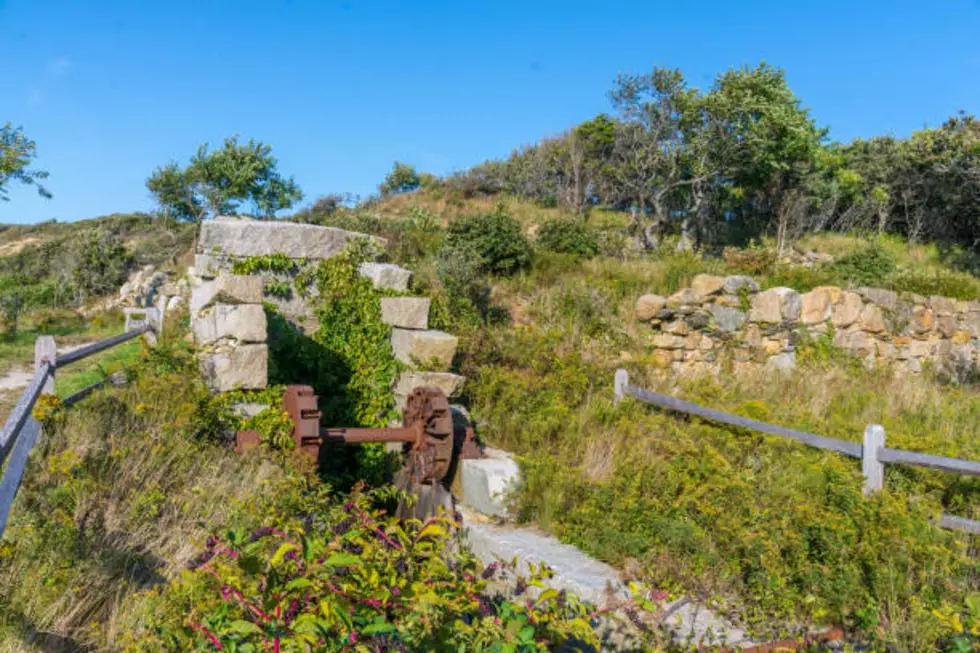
[379,161,422,195]
[146,135,302,225]
[69,229,134,301]
[0,123,51,201]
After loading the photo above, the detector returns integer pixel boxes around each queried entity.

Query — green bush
[832,241,897,286]
[445,205,532,275]
[537,218,600,258]
[126,488,658,652]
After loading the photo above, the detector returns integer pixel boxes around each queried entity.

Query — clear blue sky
[1,0,978,224]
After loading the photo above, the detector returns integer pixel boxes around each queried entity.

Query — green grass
[54,339,142,399]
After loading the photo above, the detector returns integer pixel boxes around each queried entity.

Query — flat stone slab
[359,262,412,291]
[200,216,383,259]
[192,304,267,345]
[394,370,465,398]
[190,275,263,313]
[391,328,457,369]
[380,296,429,329]
[200,344,268,392]
[458,449,520,517]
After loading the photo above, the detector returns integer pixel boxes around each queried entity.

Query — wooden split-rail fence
[614,369,980,535]
[0,324,156,537]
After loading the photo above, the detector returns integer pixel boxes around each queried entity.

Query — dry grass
[0,355,304,650]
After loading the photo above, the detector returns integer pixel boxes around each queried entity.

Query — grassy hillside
[342,190,980,651]
[0,194,976,651]
[0,213,194,314]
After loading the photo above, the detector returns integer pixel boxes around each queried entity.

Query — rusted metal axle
[238,385,482,488]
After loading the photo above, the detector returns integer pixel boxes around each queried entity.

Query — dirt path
[0,343,93,413]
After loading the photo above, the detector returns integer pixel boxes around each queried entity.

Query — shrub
[445,205,532,275]
[832,240,897,286]
[70,229,135,301]
[537,218,600,258]
[126,488,659,652]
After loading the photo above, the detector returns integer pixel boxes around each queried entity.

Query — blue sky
[1,0,978,224]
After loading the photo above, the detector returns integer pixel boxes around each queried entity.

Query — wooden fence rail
[0,325,152,536]
[614,369,980,536]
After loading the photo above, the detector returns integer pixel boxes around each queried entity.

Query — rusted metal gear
[236,384,483,517]
[400,387,454,485]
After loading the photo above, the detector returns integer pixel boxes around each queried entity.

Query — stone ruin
[187,216,465,403]
[634,274,980,379]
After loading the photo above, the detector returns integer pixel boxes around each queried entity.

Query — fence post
[614,369,628,404]
[862,424,885,496]
[34,336,56,394]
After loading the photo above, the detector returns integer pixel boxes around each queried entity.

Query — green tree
[0,123,51,201]
[146,135,302,225]
[379,161,422,195]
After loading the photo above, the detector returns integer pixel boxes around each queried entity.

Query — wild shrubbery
[126,487,647,652]
[536,218,600,259]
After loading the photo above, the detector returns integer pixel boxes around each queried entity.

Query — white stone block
[192,304,267,345]
[190,275,263,313]
[200,217,384,259]
[390,329,457,369]
[359,263,412,291]
[380,297,429,329]
[200,344,268,392]
[459,449,520,518]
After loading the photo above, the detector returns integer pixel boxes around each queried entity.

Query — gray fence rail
[0,325,151,536]
[614,369,980,536]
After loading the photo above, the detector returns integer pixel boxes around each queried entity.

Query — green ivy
[231,253,305,276]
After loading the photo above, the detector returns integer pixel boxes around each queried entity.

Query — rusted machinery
[239,385,482,494]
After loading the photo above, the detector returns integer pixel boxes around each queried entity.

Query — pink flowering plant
[128,487,669,652]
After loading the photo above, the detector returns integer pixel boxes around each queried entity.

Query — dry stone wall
[635,274,980,379]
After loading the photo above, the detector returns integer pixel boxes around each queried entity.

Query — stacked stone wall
[635,274,980,378]
[188,217,465,404]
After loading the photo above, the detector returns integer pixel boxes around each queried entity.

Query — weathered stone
[856,287,897,311]
[722,275,760,294]
[193,304,267,345]
[951,330,972,345]
[665,320,690,336]
[876,341,897,359]
[655,308,676,321]
[715,294,743,308]
[766,352,796,372]
[391,329,458,369]
[858,304,886,333]
[380,297,430,329]
[684,311,711,330]
[200,344,268,392]
[708,304,746,332]
[652,334,685,349]
[190,275,263,313]
[967,313,980,338]
[936,316,957,338]
[358,263,412,291]
[907,358,923,373]
[929,296,955,316]
[742,324,762,348]
[394,371,466,398]
[763,339,782,355]
[699,335,713,351]
[813,286,843,306]
[800,289,832,325]
[651,349,674,367]
[691,274,726,299]
[666,288,699,308]
[748,289,781,323]
[459,449,520,518]
[910,307,935,334]
[831,292,862,328]
[899,340,934,359]
[684,334,700,350]
[835,328,876,355]
[749,287,800,323]
[200,216,383,259]
[634,294,667,321]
